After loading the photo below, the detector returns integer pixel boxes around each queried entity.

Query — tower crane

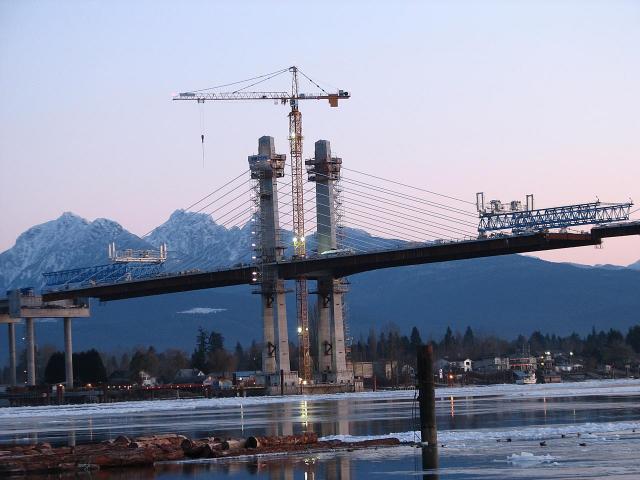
[173,66,350,381]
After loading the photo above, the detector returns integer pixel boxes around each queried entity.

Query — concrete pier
[26,317,35,386]
[7,321,17,386]
[306,140,354,385]
[5,290,90,387]
[261,294,277,374]
[317,281,333,377]
[275,282,290,373]
[249,136,293,387]
[64,317,73,388]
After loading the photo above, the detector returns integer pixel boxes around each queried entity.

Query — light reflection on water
[2,386,640,479]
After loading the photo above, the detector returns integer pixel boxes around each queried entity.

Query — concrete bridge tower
[249,136,297,392]
[306,140,354,385]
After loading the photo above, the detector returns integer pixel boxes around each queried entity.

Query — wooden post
[280,369,284,396]
[416,344,437,446]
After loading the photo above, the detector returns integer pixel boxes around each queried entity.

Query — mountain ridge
[1,211,639,358]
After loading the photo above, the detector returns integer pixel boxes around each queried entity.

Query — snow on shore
[319,420,640,444]
[1,378,639,419]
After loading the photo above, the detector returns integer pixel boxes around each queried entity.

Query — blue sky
[1,0,638,265]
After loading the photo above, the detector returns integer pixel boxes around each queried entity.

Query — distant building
[451,359,473,372]
[352,362,374,379]
[509,356,537,372]
[233,371,258,386]
[434,359,451,373]
[138,370,157,387]
[174,368,205,384]
[374,360,398,380]
[203,375,232,389]
[474,357,509,374]
[108,370,130,386]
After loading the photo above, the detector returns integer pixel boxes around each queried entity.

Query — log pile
[0,432,400,475]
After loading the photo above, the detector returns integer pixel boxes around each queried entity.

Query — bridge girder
[31,226,640,304]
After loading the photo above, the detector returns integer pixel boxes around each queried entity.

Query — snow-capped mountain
[147,210,253,270]
[2,211,640,353]
[0,213,150,291]
[629,259,640,271]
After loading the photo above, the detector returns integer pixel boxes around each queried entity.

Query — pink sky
[1,1,638,266]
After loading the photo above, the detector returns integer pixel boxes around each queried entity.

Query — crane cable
[189,68,289,93]
[199,102,206,167]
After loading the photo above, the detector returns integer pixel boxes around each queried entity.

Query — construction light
[297,326,303,334]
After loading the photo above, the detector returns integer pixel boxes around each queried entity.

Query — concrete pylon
[26,317,36,386]
[64,317,73,388]
[306,140,353,385]
[249,136,293,388]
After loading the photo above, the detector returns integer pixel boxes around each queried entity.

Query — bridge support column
[261,293,277,375]
[316,281,332,379]
[331,280,349,382]
[8,322,17,386]
[275,282,290,373]
[249,136,294,391]
[64,317,74,389]
[307,140,353,385]
[26,317,36,386]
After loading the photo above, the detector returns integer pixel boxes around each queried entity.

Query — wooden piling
[280,369,284,396]
[416,344,437,446]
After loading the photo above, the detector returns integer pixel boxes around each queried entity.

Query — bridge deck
[1,222,637,307]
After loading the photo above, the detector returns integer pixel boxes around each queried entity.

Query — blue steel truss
[478,201,632,234]
[43,262,164,290]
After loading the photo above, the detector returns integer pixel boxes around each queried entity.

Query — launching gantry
[476,192,633,235]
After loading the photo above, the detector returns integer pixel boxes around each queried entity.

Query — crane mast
[173,67,349,383]
[287,67,312,381]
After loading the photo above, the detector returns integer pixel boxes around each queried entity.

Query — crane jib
[173,91,350,103]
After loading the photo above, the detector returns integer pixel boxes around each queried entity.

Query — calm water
[2,380,640,478]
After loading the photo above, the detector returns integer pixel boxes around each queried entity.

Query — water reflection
[2,392,639,450]
[152,454,352,480]
[421,446,439,480]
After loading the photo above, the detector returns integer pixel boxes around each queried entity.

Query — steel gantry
[477,199,633,234]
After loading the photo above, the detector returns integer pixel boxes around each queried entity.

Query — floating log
[129,434,187,449]
[182,439,223,458]
[0,432,401,475]
[246,432,318,449]
[221,439,246,450]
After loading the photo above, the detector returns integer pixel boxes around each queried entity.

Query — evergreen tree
[626,326,640,353]
[76,349,107,384]
[463,326,475,349]
[44,352,65,384]
[443,326,454,350]
[207,331,225,353]
[191,327,208,372]
[410,326,422,348]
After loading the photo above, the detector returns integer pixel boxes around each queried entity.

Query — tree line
[2,324,640,386]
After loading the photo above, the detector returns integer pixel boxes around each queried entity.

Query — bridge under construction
[2,66,639,394]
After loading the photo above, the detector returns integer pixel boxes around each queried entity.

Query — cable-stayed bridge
[2,136,639,393]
